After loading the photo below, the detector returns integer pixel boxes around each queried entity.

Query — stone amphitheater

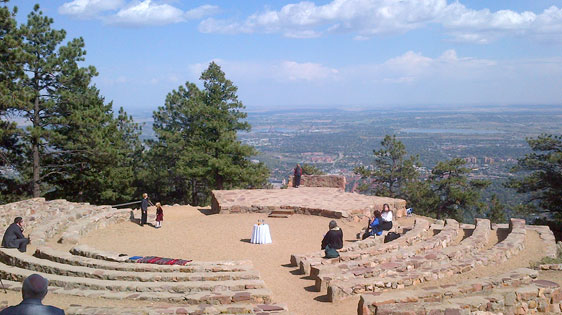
[0,178,560,314]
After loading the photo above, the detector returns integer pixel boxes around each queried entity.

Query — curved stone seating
[0,248,260,282]
[527,224,557,259]
[327,218,526,302]
[29,207,98,246]
[357,268,562,315]
[291,218,431,276]
[312,219,461,292]
[35,246,253,273]
[65,303,289,315]
[0,277,272,304]
[59,208,131,244]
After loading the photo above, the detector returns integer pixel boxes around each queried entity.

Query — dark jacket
[0,298,64,315]
[321,228,343,250]
[141,198,149,211]
[1,223,26,248]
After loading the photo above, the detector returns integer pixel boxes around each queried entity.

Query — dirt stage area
[1,205,556,315]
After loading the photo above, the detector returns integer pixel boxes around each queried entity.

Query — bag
[384,232,401,243]
[324,245,339,258]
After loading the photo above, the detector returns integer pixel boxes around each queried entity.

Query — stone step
[0,260,266,294]
[268,214,290,218]
[59,209,131,244]
[311,219,461,292]
[34,246,254,273]
[327,219,527,302]
[0,248,260,282]
[0,279,273,304]
[291,218,431,275]
[359,269,559,315]
[65,303,289,314]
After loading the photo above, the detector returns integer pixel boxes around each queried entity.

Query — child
[155,203,163,228]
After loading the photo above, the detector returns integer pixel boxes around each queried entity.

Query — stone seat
[65,303,289,314]
[0,248,260,282]
[0,260,267,294]
[327,219,527,302]
[292,218,431,276]
[0,278,273,304]
[358,268,560,315]
[34,246,254,273]
[58,208,131,244]
[311,219,459,292]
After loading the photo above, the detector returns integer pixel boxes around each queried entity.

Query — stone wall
[288,175,346,189]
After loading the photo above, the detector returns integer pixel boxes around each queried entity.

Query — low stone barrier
[35,246,254,273]
[65,303,289,315]
[288,174,346,189]
[59,208,131,244]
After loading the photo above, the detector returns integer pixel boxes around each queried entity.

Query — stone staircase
[0,198,289,314]
[358,268,562,314]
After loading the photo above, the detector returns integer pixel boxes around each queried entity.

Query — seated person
[364,204,394,239]
[1,217,30,253]
[321,220,343,258]
[0,274,64,314]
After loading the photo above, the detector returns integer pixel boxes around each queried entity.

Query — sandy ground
[0,206,557,315]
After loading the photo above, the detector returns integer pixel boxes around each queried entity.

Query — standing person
[155,202,164,228]
[293,163,303,188]
[140,193,154,227]
[0,274,64,314]
[1,217,30,253]
[321,220,343,258]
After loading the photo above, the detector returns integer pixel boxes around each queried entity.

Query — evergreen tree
[302,164,325,175]
[424,158,490,220]
[0,0,27,203]
[487,194,506,223]
[507,134,562,219]
[12,4,97,197]
[148,62,269,205]
[354,135,419,198]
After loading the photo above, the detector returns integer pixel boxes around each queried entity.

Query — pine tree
[507,134,562,220]
[354,135,420,198]
[148,62,269,205]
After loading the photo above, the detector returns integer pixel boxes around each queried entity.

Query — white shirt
[381,210,393,222]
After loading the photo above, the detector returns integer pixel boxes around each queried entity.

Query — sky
[8,0,562,113]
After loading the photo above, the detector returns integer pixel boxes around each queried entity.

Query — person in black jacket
[293,164,302,188]
[1,217,30,253]
[321,220,343,258]
[0,274,64,315]
[140,193,154,226]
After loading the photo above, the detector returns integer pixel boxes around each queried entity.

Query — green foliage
[486,194,507,223]
[354,135,420,198]
[507,134,562,220]
[406,158,490,221]
[147,62,269,205]
[1,3,141,205]
[301,164,325,175]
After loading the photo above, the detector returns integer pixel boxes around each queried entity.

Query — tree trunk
[32,95,40,197]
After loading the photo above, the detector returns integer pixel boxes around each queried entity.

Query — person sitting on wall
[362,210,382,240]
[0,274,64,315]
[1,217,30,253]
[321,220,343,258]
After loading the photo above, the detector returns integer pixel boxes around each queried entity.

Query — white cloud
[198,0,562,43]
[278,61,339,81]
[108,0,185,26]
[59,0,219,26]
[59,0,125,18]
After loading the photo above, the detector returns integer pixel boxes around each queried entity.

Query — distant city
[133,104,562,202]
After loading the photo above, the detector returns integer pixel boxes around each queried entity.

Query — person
[155,202,163,228]
[1,217,30,253]
[362,210,382,239]
[0,274,64,315]
[140,193,154,227]
[293,164,303,188]
[321,220,343,258]
[380,203,393,231]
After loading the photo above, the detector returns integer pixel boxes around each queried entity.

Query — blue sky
[8,0,562,113]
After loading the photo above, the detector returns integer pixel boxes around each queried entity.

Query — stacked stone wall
[288,174,346,189]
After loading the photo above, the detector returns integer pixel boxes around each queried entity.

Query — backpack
[384,232,401,243]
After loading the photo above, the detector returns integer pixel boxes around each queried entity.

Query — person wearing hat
[321,220,343,258]
[0,274,64,314]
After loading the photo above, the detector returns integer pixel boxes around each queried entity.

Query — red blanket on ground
[133,256,192,265]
